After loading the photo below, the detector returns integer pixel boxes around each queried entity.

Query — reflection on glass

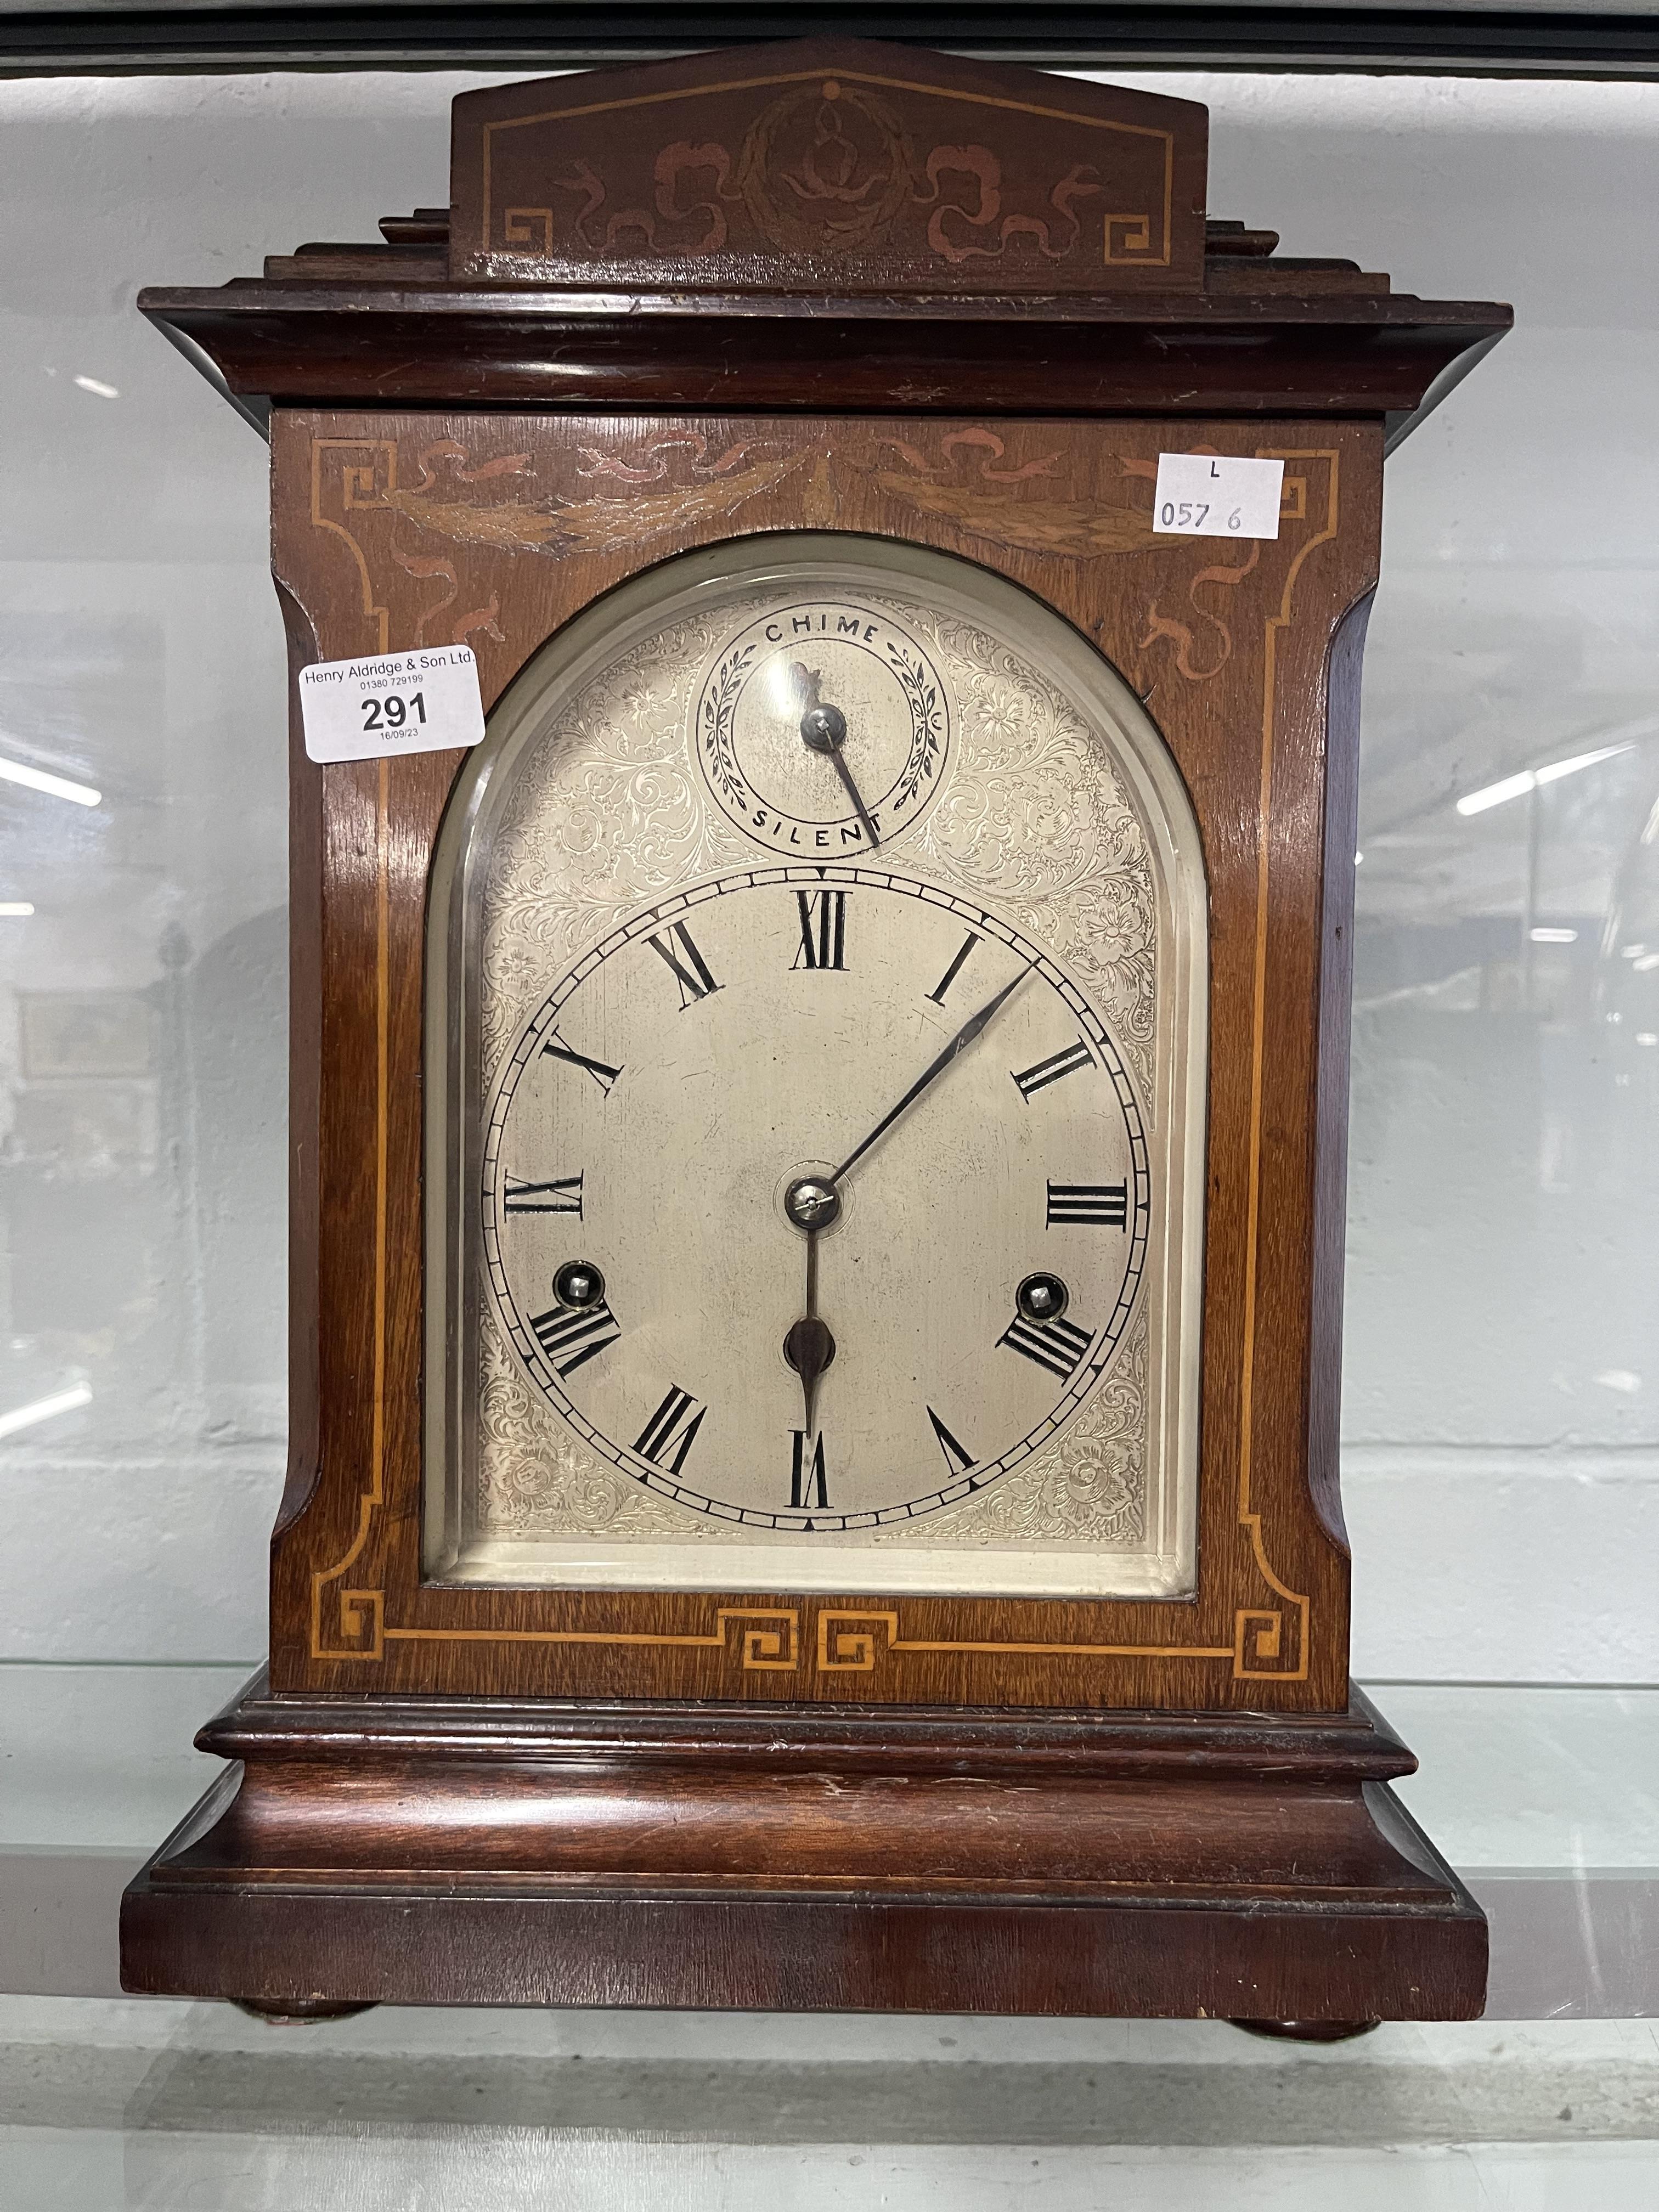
[1351,650,1659,1449]
[0,67,1654,1680]
[0,754,101,807]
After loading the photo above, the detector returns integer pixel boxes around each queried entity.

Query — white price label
[298,646,486,764]
[1153,453,1284,541]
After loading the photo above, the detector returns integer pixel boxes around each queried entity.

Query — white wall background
[0,70,1654,1681]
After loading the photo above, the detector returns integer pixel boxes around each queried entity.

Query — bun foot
[232,1998,377,2024]
[1231,2017,1380,2042]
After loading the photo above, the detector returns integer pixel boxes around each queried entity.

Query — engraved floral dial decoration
[426,536,1207,1601]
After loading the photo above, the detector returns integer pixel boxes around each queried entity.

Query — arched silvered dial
[429,536,1205,1600]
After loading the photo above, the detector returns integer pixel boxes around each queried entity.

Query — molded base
[233,1998,378,2024]
[121,1678,1486,2021]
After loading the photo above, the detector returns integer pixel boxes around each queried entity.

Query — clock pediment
[448,39,1209,293]
[139,38,1508,445]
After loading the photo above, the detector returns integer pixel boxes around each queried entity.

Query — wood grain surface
[139,46,1508,437]
[449,41,1211,293]
[264,408,1380,1713]
[120,1675,1487,2018]
[140,285,1509,438]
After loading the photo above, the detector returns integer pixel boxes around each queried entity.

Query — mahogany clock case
[275,407,1370,1713]
[120,41,1510,2023]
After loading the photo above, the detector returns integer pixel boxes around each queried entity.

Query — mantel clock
[122,42,1511,2029]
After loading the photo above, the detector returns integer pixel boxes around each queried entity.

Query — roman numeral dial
[486,865,1154,1537]
[528,1297,622,1378]
[634,1386,707,1476]
[503,1173,584,1216]
[790,1430,830,1511]
[999,1308,1094,1380]
[1012,1039,1094,1099]
[793,888,849,970]
[647,922,720,1008]
[541,1031,622,1094]
[927,1407,975,1476]
[927,931,980,1006]
[1047,1181,1128,1228]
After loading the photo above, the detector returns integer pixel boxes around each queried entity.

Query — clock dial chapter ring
[481,867,1152,1534]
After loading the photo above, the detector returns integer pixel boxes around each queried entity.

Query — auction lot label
[299,646,486,763]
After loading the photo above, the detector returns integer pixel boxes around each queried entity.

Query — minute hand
[828,968,1029,1187]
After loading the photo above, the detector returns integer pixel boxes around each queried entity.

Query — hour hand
[783,1314,836,1437]
[782,1176,838,1434]
[792,663,882,848]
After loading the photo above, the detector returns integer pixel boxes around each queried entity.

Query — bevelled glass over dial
[428,537,1206,1600]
